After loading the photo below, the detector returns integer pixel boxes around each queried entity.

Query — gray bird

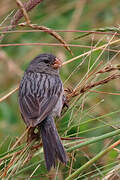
[18,53,67,171]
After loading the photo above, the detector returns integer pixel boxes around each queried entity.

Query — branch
[66,73,120,100]
[11,0,43,26]
[80,74,120,93]
[0,0,73,55]
[19,23,73,55]
[0,0,43,41]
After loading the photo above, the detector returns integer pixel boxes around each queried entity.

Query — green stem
[67,129,120,152]
[66,131,120,180]
[0,144,25,158]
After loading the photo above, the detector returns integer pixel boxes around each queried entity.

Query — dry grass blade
[2,152,18,177]
[1,28,120,36]
[16,0,31,25]
[67,73,120,100]
[0,0,73,55]
[102,164,120,180]
[2,136,35,178]
[11,127,30,150]
[66,61,104,100]
[0,10,15,27]
[97,64,120,73]
[28,164,41,180]
[1,127,30,177]
[1,65,120,103]
[89,90,120,96]
[0,86,19,103]
[11,0,43,26]
[30,25,73,55]
[75,60,104,92]
[19,23,73,55]
[0,42,120,53]
[0,0,43,41]
[62,36,120,66]
[3,145,29,178]
[0,149,22,162]
[74,26,120,40]
[80,73,120,93]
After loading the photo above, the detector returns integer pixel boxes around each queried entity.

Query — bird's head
[28,53,62,74]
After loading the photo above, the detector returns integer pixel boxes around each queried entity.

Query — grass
[1,0,120,179]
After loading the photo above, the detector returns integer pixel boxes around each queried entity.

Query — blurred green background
[1,0,120,179]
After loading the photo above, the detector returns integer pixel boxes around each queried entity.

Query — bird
[18,53,67,171]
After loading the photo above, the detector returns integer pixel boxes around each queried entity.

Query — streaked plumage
[18,53,67,170]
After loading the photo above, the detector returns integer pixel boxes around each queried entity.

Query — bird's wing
[19,74,62,127]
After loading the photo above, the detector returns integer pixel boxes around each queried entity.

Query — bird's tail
[40,116,67,171]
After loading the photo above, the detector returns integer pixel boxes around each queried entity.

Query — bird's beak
[52,58,62,69]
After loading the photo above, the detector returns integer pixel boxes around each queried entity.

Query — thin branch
[11,127,30,150]
[19,23,73,55]
[0,0,73,55]
[1,72,120,104]
[16,0,31,25]
[66,73,120,100]
[89,90,120,96]
[15,0,74,53]
[0,10,15,27]
[62,37,120,66]
[11,0,43,26]
[0,0,43,41]
[0,86,19,103]
[1,28,120,36]
[0,42,120,53]
[80,74,120,93]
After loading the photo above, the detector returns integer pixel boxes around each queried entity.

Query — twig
[0,42,120,53]
[1,73,120,104]
[2,143,28,178]
[66,73,120,100]
[0,10,15,27]
[97,64,120,73]
[0,0,43,41]
[89,90,120,96]
[0,86,19,103]
[62,37,120,65]
[73,60,104,93]
[11,0,43,27]
[0,0,72,55]
[16,0,73,55]
[1,28,120,36]
[19,23,73,55]
[16,0,31,25]
[80,74,120,94]
[11,127,30,150]
[28,164,41,180]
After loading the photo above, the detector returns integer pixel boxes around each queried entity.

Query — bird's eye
[44,60,49,63]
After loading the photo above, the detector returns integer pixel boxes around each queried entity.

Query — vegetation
[1,0,120,179]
